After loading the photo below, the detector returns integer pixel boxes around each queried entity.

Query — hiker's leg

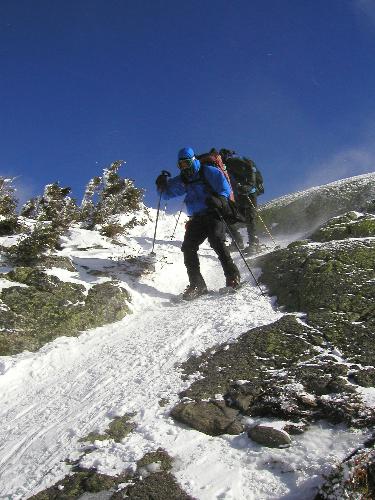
[181,217,207,287]
[244,195,257,245]
[228,223,244,249]
[206,215,240,280]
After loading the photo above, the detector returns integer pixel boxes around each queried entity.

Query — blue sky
[1,0,375,208]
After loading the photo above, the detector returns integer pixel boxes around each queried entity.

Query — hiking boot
[226,242,236,251]
[226,275,241,289]
[244,241,261,256]
[226,241,244,252]
[243,245,256,256]
[182,284,208,301]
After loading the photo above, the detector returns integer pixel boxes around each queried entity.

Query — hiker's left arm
[205,167,231,198]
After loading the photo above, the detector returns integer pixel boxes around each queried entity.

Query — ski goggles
[178,157,195,169]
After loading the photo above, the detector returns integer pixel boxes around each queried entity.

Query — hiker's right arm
[156,175,186,200]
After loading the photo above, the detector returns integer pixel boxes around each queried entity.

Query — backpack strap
[198,165,222,197]
[200,165,245,224]
[199,161,235,201]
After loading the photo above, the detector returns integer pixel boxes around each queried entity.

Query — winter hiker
[155,147,241,300]
[219,148,264,253]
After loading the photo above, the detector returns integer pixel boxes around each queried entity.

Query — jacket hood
[178,147,195,160]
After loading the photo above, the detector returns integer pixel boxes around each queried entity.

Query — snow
[261,172,375,210]
[358,386,375,409]
[0,234,22,248]
[0,277,28,290]
[44,267,110,291]
[0,210,373,499]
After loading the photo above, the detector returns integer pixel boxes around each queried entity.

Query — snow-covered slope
[262,173,375,210]
[0,209,372,499]
[258,172,375,236]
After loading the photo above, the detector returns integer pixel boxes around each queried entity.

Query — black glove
[156,174,168,192]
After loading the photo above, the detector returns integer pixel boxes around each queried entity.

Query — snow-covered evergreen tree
[80,176,102,229]
[5,221,61,265]
[96,160,144,223]
[80,161,146,234]
[0,177,20,235]
[20,197,41,219]
[22,182,80,230]
[0,177,17,217]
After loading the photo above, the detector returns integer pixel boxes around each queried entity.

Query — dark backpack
[225,156,264,196]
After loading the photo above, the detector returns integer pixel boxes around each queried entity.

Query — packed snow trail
[0,214,366,499]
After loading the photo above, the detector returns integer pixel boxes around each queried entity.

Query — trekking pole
[151,170,171,255]
[216,210,266,297]
[246,195,278,248]
[170,200,184,240]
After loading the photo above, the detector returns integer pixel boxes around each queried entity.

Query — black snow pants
[229,193,257,247]
[181,213,240,286]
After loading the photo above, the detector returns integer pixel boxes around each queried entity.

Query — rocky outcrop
[79,414,136,444]
[259,212,375,366]
[0,267,131,355]
[31,449,193,500]
[311,211,375,242]
[170,208,375,444]
[112,472,194,499]
[30,469,129,499]
[171,315,374,436]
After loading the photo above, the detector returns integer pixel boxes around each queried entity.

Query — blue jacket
[159,160,232,216]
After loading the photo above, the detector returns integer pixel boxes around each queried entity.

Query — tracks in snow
[0,244,281,498]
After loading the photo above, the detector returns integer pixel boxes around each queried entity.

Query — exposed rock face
[172,315,374,436]
[79,414,136,444]
[30,469,130,499]
[311,211,375,242]
[260,238,374,318]
[257,173,375,235]
[259,213,375,366]
[0,267,131,355]
[111,472,194,500]
[179,315,321,402]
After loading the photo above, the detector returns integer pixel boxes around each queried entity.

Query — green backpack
[225,156,264,195]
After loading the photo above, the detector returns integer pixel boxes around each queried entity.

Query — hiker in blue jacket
[156,147,240,300]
